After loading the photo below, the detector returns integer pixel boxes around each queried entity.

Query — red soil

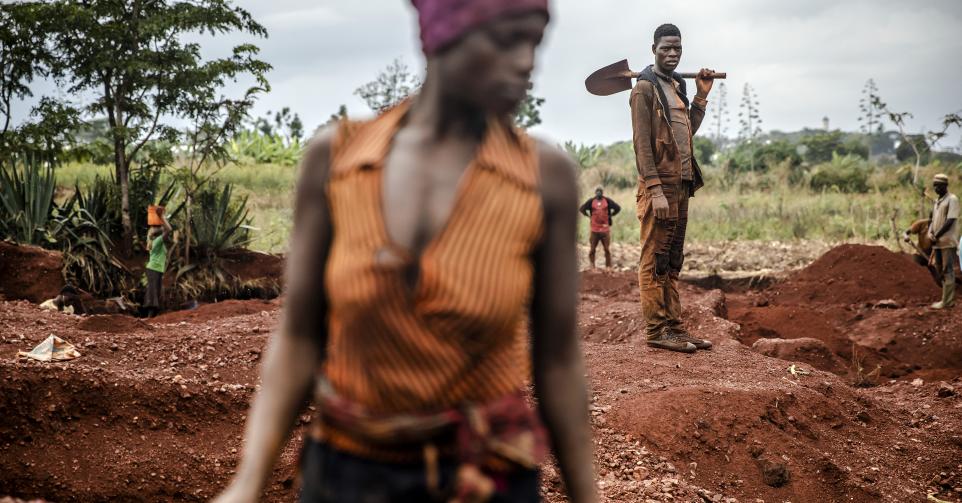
[77,314,154,333]
[218,248,284,286]
[1,245,961,502]
[0,241,64,303]
[151,299,278,324]
[728,244,961,381]
[769,244,936,306]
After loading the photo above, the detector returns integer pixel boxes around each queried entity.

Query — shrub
[721,140,802,174]
[809,153,870,193]
[228,131,302,166]
[800,130,868,163]
[693,136,716,166]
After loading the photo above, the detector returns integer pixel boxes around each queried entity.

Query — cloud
[11,0,962,148]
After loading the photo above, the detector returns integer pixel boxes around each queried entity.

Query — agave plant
[52,201,132,296]
[0,154,57,245]
[189,182,252,257]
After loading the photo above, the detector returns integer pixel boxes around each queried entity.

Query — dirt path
[2,244,961,502]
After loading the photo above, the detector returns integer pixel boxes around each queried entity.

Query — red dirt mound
[771,244,936,306]
[728,244,961,380]
[751,336,848,374]
[218,249,284,285]
[77,314,154,333]
[581,269,637,299]
[151,299,276,324]
[0,242,64,303]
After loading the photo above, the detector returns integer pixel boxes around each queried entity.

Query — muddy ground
[1,244,961,502]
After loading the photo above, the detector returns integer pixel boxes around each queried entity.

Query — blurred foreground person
[214,1,595,502]
[928,174,958,309]
[579,186,620,268]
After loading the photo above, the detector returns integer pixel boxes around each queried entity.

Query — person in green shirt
[144,208,173,318]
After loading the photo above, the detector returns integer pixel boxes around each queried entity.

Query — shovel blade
[585,59,634,96]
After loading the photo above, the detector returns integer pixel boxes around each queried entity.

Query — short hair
[654,23,681,44]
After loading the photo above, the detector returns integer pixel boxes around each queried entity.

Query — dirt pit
[1,244,961,502]
[728,244,962,381]
[0,242,64,303]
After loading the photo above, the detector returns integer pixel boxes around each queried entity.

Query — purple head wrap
[411,0,549,55]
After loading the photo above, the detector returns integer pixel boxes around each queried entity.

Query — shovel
[585,59,726,96]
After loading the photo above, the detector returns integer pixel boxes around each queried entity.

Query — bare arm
[531,142,597,503]
[579,198,592,217]
[160,213,174,245]
[214,129,335,503]
[607,197,621,217]
[689,68,713,135]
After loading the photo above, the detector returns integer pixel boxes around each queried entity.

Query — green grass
[582,186,922,246]
[53,159,955,254]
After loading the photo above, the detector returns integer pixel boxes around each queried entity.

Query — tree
[869,93,950,217]
[737,83,763,171]
[927,112,962,152]
[355,58,422,114]
[514,93,545,130]
[711,81,730,146]
[870,95,923,185]
[356,58,545,129]
[30,0,270,255]
[173,87,262,264]
[857,79,883,158]
[0,4,78,159]
[253,106,303,142]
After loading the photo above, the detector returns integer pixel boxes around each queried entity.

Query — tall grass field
[54,155,960,254]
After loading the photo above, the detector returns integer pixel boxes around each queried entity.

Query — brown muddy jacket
[629,69,706,196]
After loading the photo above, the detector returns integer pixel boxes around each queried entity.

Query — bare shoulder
[302,125,337,173]
[534,139,579,209]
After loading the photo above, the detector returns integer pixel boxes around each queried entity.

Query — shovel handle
[621,71,726,80]
[679,72,726,79]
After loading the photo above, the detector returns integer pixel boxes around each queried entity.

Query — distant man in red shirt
[580,186,621,268]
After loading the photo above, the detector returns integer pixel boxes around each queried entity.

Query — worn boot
[932,279,956,309]
[668,325,713,350]
[646,327,696,353]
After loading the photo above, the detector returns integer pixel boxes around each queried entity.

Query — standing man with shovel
[630,23,716,353]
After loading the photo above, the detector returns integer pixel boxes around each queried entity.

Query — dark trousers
[144,269,163,316]
[637,182,690,337]
[589,231,612,268]
[299,440,540,503]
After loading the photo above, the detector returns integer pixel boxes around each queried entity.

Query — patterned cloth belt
[311,379,548,501]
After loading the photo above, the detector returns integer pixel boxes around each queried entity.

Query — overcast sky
[15,0,962,148]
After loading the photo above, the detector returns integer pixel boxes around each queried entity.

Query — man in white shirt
[928,173,959,309]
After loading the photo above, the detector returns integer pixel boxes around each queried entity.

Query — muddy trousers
[589,231,612,268]
[935,248,957,307]
[637,182,690,338]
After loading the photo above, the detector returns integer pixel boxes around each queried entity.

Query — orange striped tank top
[320,102,544,457]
